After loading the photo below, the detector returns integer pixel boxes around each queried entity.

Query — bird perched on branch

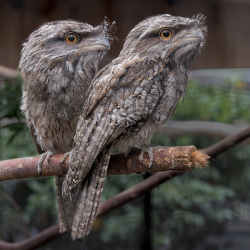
[19,19,115,233]
[62,14,207,239]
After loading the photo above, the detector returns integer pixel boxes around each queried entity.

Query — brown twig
[0,170,181,250]
[0,65,20,81]
[203,126,250,157]
[0,188,30,239]
[0,225,61,250]
[1,126,250,250]
[0,146,208,182]
[160,120,250,139]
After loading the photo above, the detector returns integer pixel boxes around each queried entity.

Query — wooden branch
[160,120,250,139]
[1,126,250,249]
[0,170,181,250]
[0,65,20,80]
[0,146,209,182]
[0,225,61,250]
[203,126,250,157]
[0,188,30,238]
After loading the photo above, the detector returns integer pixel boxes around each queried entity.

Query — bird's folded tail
[71,147,111,240]
[62,115,115,196]
[55,176,83,233]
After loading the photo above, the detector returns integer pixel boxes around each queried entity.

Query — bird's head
[19,19,115,74]
[120,14,207,68]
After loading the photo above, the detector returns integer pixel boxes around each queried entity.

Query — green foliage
[0,76,22,120]
[95,80,250,250]
[173,80,250,122]
[24,178,57,224]
[0,77,36,160]
[0,77,55,240]
[0,76,27,144]
[0,77,250,249]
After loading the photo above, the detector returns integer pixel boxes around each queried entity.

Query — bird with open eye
[65,33,78,44]
[160,28,173,39]
[62,14,207,239]
[19,19,115,233]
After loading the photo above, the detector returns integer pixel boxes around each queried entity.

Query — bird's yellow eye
[65,33,78,44]
[159,29,172,40]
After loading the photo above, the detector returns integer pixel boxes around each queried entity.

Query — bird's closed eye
[159,28,173,40]
[65,33,78,44]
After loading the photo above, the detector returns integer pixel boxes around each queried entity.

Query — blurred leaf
[1,74,250,249]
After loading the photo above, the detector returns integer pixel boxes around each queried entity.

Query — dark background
[1,1,250,250]
[1,0,250,70]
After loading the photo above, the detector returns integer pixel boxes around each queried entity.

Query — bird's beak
[182,30,204,42]
[83,38,110,51]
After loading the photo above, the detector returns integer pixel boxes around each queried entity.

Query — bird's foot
[139,145,162,168]
[38,151,54,175]
[59,151,72,166]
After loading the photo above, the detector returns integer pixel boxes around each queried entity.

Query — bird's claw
[46,153,53,163]
[139,145,162,168]
[139,151,145,163]
[59,151,71,166]
[38,151,54,175]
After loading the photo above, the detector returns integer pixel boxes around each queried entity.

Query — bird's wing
[29,122,79,233]
[71,146,112,239]
[62,57,163,195]
[29,124,44,154]
[62,57,164,238]
[82,55,145,118]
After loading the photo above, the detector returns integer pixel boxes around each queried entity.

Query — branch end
[190,150,210,169]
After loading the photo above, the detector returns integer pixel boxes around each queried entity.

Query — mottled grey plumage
[62,13,207,239]
[19,19,114,233]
